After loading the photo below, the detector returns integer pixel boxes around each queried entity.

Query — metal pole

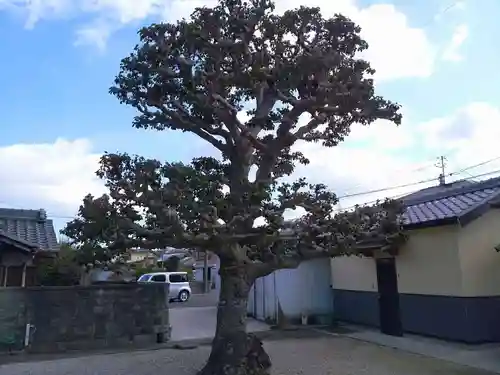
[203,251,209,294]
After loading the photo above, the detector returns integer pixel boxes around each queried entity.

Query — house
[127,248,159,267]
[159,248,195,267]
[331,177,500,344]
[0,208,59,287]
[127,247,195,268]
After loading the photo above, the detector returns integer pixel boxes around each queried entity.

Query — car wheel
[178,290,190,302]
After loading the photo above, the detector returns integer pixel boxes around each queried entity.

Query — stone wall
[0,283,169,353]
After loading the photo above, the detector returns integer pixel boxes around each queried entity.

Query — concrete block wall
[0,283,169,353]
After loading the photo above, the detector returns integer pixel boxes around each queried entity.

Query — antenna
[435,156,447,185]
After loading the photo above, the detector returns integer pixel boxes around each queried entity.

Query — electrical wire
[337,157,500,200]
[335,168,500,213]
[450,156,500,175]
[4,157,500,221]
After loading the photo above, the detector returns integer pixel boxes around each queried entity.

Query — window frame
[151,274,167,282]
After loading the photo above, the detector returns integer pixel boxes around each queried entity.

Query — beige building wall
[330,256,378,292]
[396,225,463,296]
[331,225,464,296]
[458,209,500,296]
[331,209,500,298]
[130,252,147,262]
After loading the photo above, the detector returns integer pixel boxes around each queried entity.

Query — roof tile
[0,208,59,251]
[401,178,500,226]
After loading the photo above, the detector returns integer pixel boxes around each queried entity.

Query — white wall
[331,256,378,292]
[248,258,333,323]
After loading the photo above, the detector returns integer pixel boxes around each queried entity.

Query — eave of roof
[401,177,500,229]
[0,231,38,253]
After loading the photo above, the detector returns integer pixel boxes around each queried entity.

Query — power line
[422,0,463,27]
[453,156,500,175]
[335,190,420,213]
[334,158,438,199]
[50,166,500,220]
[337,176,438,200]
[337,156,500,201]
[336,168,500,212]
[4,155,500,222]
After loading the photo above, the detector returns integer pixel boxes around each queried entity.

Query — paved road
[2,335,494,375]
[169,305,269,341]
[169,291,269,341]
[170,292,218,309]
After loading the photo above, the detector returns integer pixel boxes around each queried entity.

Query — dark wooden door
[6,266,23,287]
[376,257,403,336]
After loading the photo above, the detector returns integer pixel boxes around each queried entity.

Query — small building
[127,248,194,268]
[192,253,220,292]
[331,177,500,343]
[0,208,59,287]
[127,248,159,268]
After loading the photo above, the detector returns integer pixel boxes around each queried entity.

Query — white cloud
[289,101,500,210]
[442,23,468,62]
[417,102,500,169]
[0,138,103,220]
[2,102,500,229]
[74,20,113,51]
[1,0,445,82]
[0,0,217,48]
[340,3,436,81]
[0,0,478,226]
[273,0,438,81]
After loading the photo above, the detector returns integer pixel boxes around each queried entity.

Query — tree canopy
[62,1,407,373]
[63,0,405,275]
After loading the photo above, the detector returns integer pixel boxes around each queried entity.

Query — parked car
[137,272,191,302]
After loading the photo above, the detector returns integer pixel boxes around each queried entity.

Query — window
[169,273,188,283]
[137,274,151,282]
[151,274,166,282]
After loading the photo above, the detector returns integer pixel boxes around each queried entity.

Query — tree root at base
[198,333,271,375]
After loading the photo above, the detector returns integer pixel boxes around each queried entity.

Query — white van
[138,272,191,302]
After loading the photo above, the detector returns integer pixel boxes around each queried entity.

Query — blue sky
[0,0,499,232]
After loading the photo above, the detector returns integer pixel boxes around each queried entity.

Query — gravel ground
[1,336,494,375]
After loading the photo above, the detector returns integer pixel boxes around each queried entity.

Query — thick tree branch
[293,113,327,140]
[137,103,227,152]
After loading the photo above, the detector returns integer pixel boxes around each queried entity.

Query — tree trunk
[198,266,271,375]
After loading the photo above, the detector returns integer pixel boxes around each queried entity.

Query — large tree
[62,0,406,373]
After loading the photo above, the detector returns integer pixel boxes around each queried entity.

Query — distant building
[0,207,59,287]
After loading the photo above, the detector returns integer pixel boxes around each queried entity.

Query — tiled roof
[0,208,59,251]
[0,231,38,253]
[401,177,500,227]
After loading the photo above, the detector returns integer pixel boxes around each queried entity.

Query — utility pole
[436,155,447,185]
[203,250,209,294]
